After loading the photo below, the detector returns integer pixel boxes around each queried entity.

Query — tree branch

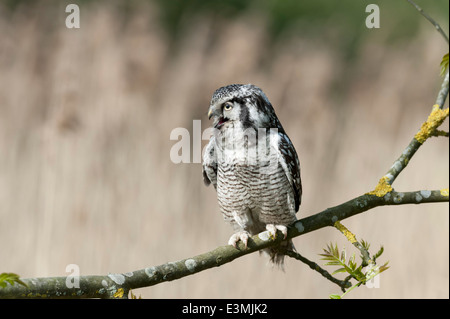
[381,101,448,186]
[0,188,447,299]
[436,71,449,108]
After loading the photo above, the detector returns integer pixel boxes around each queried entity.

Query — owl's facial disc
[209,101,236,129]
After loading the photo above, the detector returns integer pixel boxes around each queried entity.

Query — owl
[202,84,302,267]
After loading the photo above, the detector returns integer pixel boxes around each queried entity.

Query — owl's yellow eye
[223,102,233,111]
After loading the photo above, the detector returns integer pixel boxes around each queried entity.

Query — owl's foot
[266,224,288,240]
[228,231,250,249]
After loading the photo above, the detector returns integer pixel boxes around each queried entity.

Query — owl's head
[208,84,281,131]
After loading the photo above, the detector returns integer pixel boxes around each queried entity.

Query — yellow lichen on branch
[334,221,357,244]
[366,176,393,197]
[414,104,449,144]
[113,288,124,298]
[440,188,449,197]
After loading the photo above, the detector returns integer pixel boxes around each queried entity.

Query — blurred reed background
[0,0,448,298]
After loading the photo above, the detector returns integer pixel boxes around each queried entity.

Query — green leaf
[329,294,341,299]
[440,53,449,77]
[324,261,342,267]
[332,268,347,275]
[378,261,390,273]
[361,239,370,251]
[340,249,346,264]
[348,254,357,270]
[319,253,336,260]
[0,273,28,288]
[353,267,366,282]
[320,242,342,262]
[373,246,384,261]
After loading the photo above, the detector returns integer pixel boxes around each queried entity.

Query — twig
[431,129,449,138]
[436,71,449,109]
[406,0,449,44]
[285,250,351,292]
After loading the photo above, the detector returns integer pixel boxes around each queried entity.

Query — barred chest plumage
[214,124,297,234]
[216,160,296,231]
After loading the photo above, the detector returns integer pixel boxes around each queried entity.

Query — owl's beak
[208,105,219,119]
[208,104,228,129]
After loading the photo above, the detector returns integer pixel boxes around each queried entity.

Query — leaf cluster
[320,242,389,299]
[130,290,142,299]
[320,243,365,281]
[0,273,27,288]
[440,53,449,77]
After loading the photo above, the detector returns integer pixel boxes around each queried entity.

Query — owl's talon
[266,224,288,240]
[228,231,250,249]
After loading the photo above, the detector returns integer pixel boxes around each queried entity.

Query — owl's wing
[202,136,218,189]
[274,132,302,212]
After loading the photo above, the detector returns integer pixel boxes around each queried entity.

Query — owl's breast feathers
[202,128,301,213]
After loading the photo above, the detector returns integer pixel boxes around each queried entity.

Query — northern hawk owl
[202,84,302,267]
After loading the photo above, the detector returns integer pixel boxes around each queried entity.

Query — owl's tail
[261,239,296,269]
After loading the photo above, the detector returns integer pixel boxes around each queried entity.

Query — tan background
[0,1,448,298]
